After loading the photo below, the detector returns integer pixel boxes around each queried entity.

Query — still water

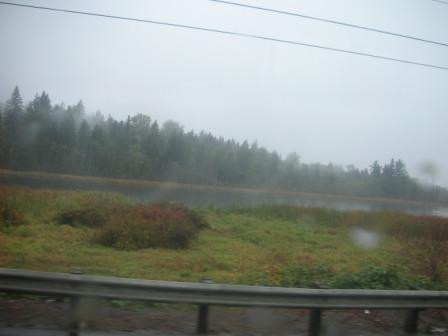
[1,174,447,218]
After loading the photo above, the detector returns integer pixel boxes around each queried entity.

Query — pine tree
[1,85,447,202]
[395,159,408,177]
[4,86,24,167]
[0,109,4,166]
[60,113,76,148]
[369,160,382,177]
[77,120,91,173]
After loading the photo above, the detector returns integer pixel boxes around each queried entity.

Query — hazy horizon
[1,0,447,186]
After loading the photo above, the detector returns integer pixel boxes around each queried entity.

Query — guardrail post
[309,308,322,336]
[404,309,420,334]
[196,278,213,334]
[69,296,80,336]
[69,268,82,336]
[308,282,327,336]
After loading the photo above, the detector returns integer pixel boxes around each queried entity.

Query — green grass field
[1,186,447,290]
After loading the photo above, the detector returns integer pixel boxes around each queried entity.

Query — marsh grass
[0,188,29,230]
[0,187,447,289]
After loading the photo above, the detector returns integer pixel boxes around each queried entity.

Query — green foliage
[329,266,430,290]
[1,86,448,203]
[0,186,447,289]
[95,202,209,250]
[279,264,430,290]
[280,263,334,288]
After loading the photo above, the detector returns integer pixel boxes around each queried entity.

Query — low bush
[280,263,334,288]
[0,190,28,230]
[279,264,429,290]
[54,207,110,228]
[329,266,430,290]
[95,202,209,250]
[0,203,27,229]
[388,216,448,283]
[54,196,129,228]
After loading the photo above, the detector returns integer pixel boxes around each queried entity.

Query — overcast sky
[0,0,447,186]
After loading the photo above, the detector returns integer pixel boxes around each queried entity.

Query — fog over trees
[1,86,447,203]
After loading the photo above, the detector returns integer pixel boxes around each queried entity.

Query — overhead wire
[0,1,446,71]
[430,0,448,4]
[207,0,448,48]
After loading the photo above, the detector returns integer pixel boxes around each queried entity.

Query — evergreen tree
[0,109,4,166]
[370,160,382,177]
[395,159,408,177]
[4,86,24,167]
[1,85,447,203]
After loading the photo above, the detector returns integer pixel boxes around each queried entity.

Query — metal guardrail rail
[1,268,448,335]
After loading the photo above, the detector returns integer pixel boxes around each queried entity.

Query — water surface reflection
[1,175,446,217]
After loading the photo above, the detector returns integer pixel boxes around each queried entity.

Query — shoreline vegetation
[1,169,447,208]
[1,87,447,291]
[1,186,447,290]
[2,86,448,206]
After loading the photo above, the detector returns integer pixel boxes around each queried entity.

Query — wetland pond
[1,173,447,218]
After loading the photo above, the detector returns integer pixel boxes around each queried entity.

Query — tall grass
[1,187,448,289]
[0,188,28,230]
[230,205,448,285]
[230,204,448,238]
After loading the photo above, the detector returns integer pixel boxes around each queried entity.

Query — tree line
[1,86,447,203]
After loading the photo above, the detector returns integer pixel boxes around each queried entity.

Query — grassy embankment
[0,186,447,290]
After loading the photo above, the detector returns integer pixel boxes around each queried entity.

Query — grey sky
[0,0,447,186]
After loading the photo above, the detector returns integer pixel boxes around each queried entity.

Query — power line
[0,1,447,71]
[430,0,448,4]
[207,0,448,48]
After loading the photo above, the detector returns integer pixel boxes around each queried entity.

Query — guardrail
[1,268,448,335]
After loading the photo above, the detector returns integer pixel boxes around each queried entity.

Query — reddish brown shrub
[54,197,129,228]
[95,202,208,250]
[389,216,448,282]
[0,192,27,229]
